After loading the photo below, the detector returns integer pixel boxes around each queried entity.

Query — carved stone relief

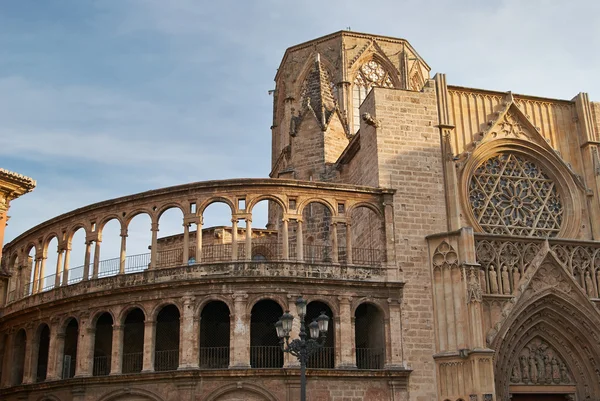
[509,337,573,385]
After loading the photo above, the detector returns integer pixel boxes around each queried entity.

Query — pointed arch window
[353,60,394,133]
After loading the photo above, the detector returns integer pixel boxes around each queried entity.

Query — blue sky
[2,0,600,260]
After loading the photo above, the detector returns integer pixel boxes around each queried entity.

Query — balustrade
[199,347,230,369]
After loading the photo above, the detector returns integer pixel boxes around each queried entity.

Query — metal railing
[154,349,179,371]
[93,356,110,376]
[199,347,229,369]
[306,346,334,369]
[122,352,143,373]
[356,347,384,369]
[16,242,385,302]
[250,345,283,368]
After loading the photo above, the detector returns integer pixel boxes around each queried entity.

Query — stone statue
[536,350,545,381]
[513,267,521,292]
[544,354,552,383]
[489,265,499,294]
[502,265,511,294]
[551,357,560,383]
[560,363,569,383]
[585,271,595,297]
[510,363,521,383]
[520,355,529,382]
[529,355,538,383]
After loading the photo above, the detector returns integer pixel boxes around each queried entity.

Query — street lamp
[275,297,329,401]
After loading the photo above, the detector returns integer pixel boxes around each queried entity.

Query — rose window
[352,60,394,133]
[469,153,563,237]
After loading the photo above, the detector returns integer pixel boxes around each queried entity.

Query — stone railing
[2,178,395,305]
[475,234,600,297]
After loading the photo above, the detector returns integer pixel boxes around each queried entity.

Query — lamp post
[275,297,330,401]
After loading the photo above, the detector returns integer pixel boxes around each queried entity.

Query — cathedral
[1,30,599,401]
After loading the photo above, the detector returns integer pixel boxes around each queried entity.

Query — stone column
[92,240,101,279]
[386,299,404,368]
[22,328,35,384]
[337,296,356,368]
[119,229,127,274]
[45,321,61,381]
[15,266,22,300]
[245,218,252,260]
[284,297,300,368]
[39,256,47,290]
[183,223,190,264]
[296,219,304,261]
[195,218,203,263]
[230,294,250,368]
[82,241,92,281]
[75,320,94,377]
[179,296,198,369]
[109,324,123,375]
[383,195,396,276]
[1,332,14,387]
[281,218,289,260]
[231,219,238,261]
[142,319,156,372]
[53,332,66,380]
[62,246,71,286]
[331,222,339,263]
[346,223,353,264]
[54,249,64,288]
[150,222,159,269]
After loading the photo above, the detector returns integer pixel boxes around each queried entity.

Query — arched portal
[36,324,50,382]
[122,308,145,373]
[93,312,113,376]
[154,304,180,371]
[354,302,384,369]
[492,287,600,400]
[305,301,334,368]
[250,299,283,368]
[62,318,79,378]
[12,329,26,385]
[199,301,230,368]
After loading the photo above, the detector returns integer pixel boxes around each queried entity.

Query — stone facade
[1,30,600,401]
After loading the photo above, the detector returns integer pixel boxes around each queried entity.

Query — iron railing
[122,352,143,373]
[356,347,384,369]
[250,345,283,368]
[93,356,110,376]
[306,346,334,369]
[154,349,178,371]
[199,347,229,369]
[16,242,384,302]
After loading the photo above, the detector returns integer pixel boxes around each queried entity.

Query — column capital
[338,295,353,304]
[151,222,159,231]
[120,228,128,237]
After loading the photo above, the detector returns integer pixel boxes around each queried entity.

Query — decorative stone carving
[509,337,573,385]
[469,153,563,237]
[467,267,483,304]
[530,264,572,294]
[432,241,458,270]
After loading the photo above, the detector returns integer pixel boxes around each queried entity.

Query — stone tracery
[469,153,563,237]
[352,59,395,132]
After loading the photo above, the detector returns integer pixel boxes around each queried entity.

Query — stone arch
[97,388,165,401]
[246,294,287,315]
[246,195,286,215]
[36,395,62,401]
[198,197,235,216]
[303,295,339,317]
[66,223,88,243]
[118,304,148,325]
[491,290,600,400]
[98,215,125,234]
[460,139,584,239]
[296,198,336,217]
[346,201,383,219]
[351,298,389,320]
[196,295,234,317]
[349,50,401,88]
[149,301,182,321]
[156,203,185,220]
[90,309,117,327]
[203,381,279,401]
[124,208,154,226]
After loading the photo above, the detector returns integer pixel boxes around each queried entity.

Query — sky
[2,0,600,268]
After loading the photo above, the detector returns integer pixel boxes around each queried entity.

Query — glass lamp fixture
[295,297,307,317]
[281,311,294,335]
[317,311,329,333]
[309,320,319,339]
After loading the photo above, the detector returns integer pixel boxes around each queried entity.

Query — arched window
[36,324,50,382]
[200,301,230,368]
[305,301,334,368]
[93,313,113,376]
[250,300,283,368]
[352,59,394,133]
[354,303,384,369]
[122,308,145,373]
[62,318,79,378]
[155,305,180,371]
